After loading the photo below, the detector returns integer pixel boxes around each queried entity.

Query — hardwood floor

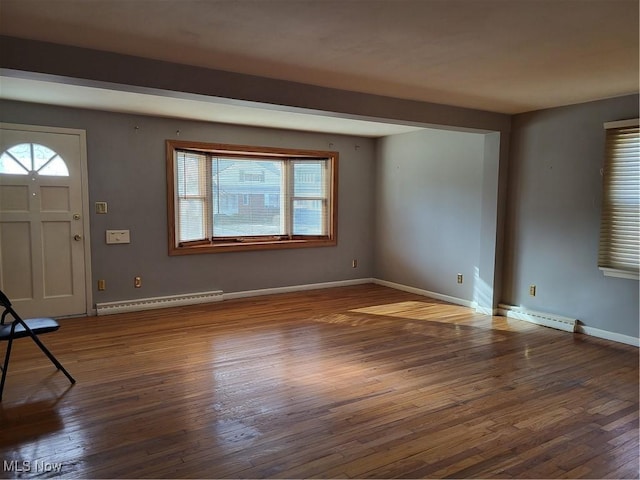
[0,284,637,478]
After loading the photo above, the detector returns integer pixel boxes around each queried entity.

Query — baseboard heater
[96,290,223,316]
[498,304,577,333]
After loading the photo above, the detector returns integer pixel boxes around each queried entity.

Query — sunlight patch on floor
[349,301,539,333]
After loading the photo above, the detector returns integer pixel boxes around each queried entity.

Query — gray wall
[0,35,513,313]
[2,95,637,340]
[2,35,636,340]
[1,100,376,303]
[503,94,639,338]
[374,128,486,303]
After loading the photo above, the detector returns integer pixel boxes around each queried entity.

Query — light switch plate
[106,230,130,244]
[95,201,108,214]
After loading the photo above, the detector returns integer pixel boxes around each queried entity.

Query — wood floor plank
[0,284,637,478]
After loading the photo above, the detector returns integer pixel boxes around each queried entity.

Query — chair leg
[27,332,75,385]
[0,337,14,402]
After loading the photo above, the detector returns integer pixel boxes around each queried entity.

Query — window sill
[600,267,639,280]
[169,237,336,255]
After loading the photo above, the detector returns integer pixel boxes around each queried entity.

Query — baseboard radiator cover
[94,279,373,316]
[96,290,224,316]
[498,304,577,333]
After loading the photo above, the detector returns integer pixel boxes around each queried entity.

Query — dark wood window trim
[167,140,338,255]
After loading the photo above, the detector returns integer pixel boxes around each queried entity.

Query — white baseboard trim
[223,278,374,301]
[372,278,476,308]
[498,304,577,333]
[93,280,639,348]
[372,278,498,315]
[575,324,640,347]
[96,290,223,316]
[497,304,639,347]
[96,279,374,315]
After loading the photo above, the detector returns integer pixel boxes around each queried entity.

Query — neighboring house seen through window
[167,140,338,254]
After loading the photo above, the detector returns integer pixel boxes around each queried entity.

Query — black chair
[0,290,75,401]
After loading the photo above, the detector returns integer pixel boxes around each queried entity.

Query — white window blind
[598,120,640,279]
[176,150,210,242]
[291,160,329,236]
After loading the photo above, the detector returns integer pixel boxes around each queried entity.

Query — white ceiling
[0,76,427,137]
[0,0,638,135]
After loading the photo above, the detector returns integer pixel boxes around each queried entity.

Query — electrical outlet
[457,273,463,284]
[98,279,106,291]
[134,276,142,288]
[529,285,536,296]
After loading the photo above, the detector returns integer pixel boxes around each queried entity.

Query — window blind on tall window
[292,160,329,236]
[176,150,210,243]
[598,120,640,279]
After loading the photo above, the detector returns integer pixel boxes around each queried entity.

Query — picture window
[167,140,338,254]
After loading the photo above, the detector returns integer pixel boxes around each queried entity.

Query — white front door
[0,124,90,318]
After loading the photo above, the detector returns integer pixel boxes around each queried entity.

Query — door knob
[73,234,82,241]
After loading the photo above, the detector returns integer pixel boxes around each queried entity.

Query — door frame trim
[1,122,93,316]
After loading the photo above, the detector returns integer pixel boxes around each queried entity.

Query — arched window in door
[0,143,69,176]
